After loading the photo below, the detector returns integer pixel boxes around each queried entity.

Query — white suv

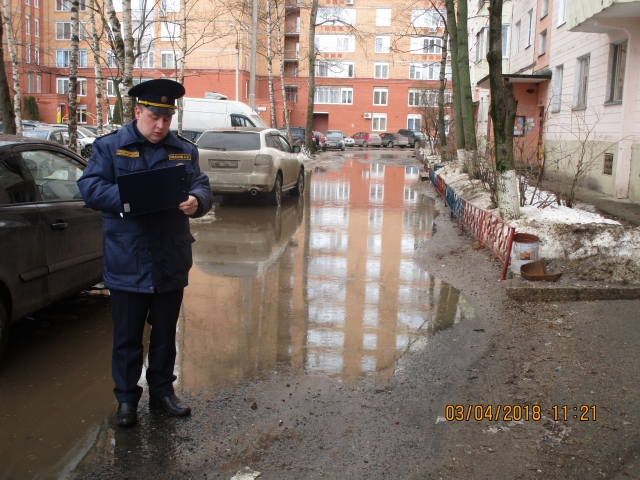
[197,128,306,206]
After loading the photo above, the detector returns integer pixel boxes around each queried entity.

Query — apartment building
[2,0,452,137]
[500,0,639,201]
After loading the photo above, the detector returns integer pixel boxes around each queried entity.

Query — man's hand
[179,195,198,216]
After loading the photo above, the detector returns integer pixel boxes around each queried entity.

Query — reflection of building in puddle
[180,161,472,386]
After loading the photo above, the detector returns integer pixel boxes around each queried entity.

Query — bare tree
[0,17,15,134]
[88,0,106,135]
[265,0,277,127]
[68,0,80,154]
[273,0,291,135]
[487,0,520,220]
[1,0,22,134]
[304,0,318,153]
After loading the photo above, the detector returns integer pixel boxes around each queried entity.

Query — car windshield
[21,130,50,139]
[197,131,261,151]
[327,133,342,140]
[77,127,96,137]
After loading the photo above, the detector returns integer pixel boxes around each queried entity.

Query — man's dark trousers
[110,289,184,404]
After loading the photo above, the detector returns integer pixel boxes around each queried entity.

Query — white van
[170,97,268,142]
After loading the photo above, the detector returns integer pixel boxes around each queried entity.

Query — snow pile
[434,163,640,284]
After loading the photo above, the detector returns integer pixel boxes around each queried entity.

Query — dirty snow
[432,162,640,284]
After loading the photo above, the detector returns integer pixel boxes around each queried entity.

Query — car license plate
[328,142,338,147]
[209,159,238,168]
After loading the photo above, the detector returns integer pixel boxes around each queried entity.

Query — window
[573,55,590,109]
[57,78,68,94]
[410,63,440,80]
[558,0,567,26]
[374,63,389,79]
[476,27,487,62]
[56,0,86,10]
[376,8,391,27]
[77,78,87,96]
[316,61,354,78]
[25,45,31,64]
[411,9,444,28]
[27,73,33,93]
[25,0,29,4]
[538,30,547,55]
[161,51,177,68]
[0,156,38,205]
[316,7,356,26]
[34,18,39,37]
[603,153,613,175]
[375,36,390,53]
[408,89,451,106]
[373,88,388,106]
[107,79,117,96]
[315,35,355,53]
[407,115,421,131]
[285,87,298,103]
[36,74,41,93]
[25,16,30,35]
[372,114,386,131]
[541,0,549,18]
[607,41,627,104]
[21,150,84,202]
[526,10,534,47]
[33,46,39,65]
[551,65,563,112]
[502,25,510,57]
[77,105,87,124]
[160,22,180,41]
[56,22,86,40]
[514,21,521,54]
[315,86,353,104]
[136,51,155,68]
[34,0,38,7]
[423,37,442,54]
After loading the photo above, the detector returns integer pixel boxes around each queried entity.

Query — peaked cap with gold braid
[128,78,185,116]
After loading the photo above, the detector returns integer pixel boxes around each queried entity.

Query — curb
[506,285,640,302]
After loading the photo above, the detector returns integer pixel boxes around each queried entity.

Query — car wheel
[387,141,394,148]
[340,145,345,151]
[266,173,282,207]
[363,141,368,148]
[292,168,305,196]
[0,298,8,362]
[322,146,327,151]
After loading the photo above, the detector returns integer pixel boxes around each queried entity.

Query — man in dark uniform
[77,79,213,427]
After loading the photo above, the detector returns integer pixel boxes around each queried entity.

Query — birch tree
[0,17,15,134]
[103,0,126,122]
[121,0,134,122]
[68,0,80,153]
[88,0,106,135]
[487,0,519,220]
[265,0,276,127]
[437,29,449,157]
[304,0,318,152]
[274,0,291,136]
[1,0,21,134]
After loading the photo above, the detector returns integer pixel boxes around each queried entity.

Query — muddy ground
[73,154,640,479]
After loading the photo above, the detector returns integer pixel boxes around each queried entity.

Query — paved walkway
[571,185,640,226]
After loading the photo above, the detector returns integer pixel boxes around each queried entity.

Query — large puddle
[182,159,473,386]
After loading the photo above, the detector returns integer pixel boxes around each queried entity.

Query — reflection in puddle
[182,161,473,385]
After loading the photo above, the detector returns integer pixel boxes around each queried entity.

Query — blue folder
[117,164,189,217]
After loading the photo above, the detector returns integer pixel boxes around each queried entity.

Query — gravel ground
[72,153,640,479]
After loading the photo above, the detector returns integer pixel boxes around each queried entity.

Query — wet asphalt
[0,149,477,479]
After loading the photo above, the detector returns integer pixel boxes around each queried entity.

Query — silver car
[197,128,305,206]
[326,130,355,147]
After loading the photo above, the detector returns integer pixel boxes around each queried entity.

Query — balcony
[285,0,300,11]
[568,0,640,32]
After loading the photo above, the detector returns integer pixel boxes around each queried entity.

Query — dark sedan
[380,133,409,148]
[0,136,103,361]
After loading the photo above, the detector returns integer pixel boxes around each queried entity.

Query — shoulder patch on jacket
[177,134,197,146]
[168,154,192,161]
[116,149,140,158]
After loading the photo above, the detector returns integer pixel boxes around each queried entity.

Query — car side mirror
[293,146,301,153]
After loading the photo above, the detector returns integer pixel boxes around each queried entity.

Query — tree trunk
[437,29,448,159]
[488,0,520,220]
[177,0,187,135]
[88,0,104,135]
[0,18,15,134]
[444,0,464,160]
[121,0,134,122]
[456,0,476,151]
[68,0,80,154]
[2,0,21,134]
[274,0,291,139]
[266,0,277,127]
[104,0,125,121]
[305,0,318,153]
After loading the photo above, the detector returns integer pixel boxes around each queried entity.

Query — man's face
[135,105,172,143]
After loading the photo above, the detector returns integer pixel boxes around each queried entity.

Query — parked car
[323,132,346,151]
[312,131,326,149]
[352,132,382,148]
[21,126,70,149]
[397,129,426,148]
[76,127,97,158]
[278,126,307,146]
[170,129,204,143]
[0,121,44,133]
[197,127,305,206]
[326,130,355,147]
[380,133,409,148]
[0,135,103,361]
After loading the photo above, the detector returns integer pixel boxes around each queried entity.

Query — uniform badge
[161,96,168,103]
[116,149,140,158]
[168,154,191,160]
